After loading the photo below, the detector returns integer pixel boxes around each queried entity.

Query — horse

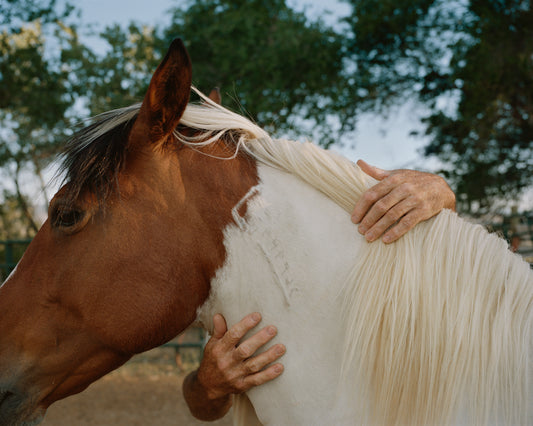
[0,39,531,426]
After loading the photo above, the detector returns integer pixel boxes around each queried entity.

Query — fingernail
[276,345,286,355]
[383,234,392,243]
[251,313,261,322]
[365,232,375,242]
[358,225,367,234]
[351,214,360,224]
[267,326,277,336]
[274,364,284,374]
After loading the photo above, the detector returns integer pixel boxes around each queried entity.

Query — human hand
[351,160,456,243]
[196,312,286,401]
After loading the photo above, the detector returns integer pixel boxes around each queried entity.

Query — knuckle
[215,358,230,373]
[410,191,425,204]
[374,199,388,214]
[264,364,283,380]
[245,359,260,374]
[362,190,378,204]
[389,173,402,184]
[360,215,373,228]
[400,215,415,229]
[384,208,401,222]
[228,328,242,341]
[234,378,248,393]
[210,340,226,355]
[400,181,416,195]
[247,375,262,388]
[236,344,252,359]
[209,345,222,359]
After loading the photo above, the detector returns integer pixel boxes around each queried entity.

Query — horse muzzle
[0,388,44,426]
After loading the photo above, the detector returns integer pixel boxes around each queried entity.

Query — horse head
[0,39,258,425]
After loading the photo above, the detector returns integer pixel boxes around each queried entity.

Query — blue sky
[74,0,431,171]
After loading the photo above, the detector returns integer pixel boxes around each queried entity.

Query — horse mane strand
[59,104,140,205]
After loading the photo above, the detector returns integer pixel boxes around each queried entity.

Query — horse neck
[175,140,259,231]
[197,163,365,424]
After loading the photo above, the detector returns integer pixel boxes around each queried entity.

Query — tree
[70,0,349,145]
[0,1,77,235]
[64,23,162,115]
[343,0,533,212]
[162,0,347,145]
[0,0,349,236]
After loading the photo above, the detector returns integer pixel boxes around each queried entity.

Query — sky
[74,0,434,172]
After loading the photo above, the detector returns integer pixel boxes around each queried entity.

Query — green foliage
[424,0,533,210]
[71,0,347,144]
[344,0,533,211]
[64,23,162,115]
[0,191,35,239]
[0,0,74,28]
[162,0,346,143]
[0,1,79,234]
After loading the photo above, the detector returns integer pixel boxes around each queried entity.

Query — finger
[238,363,284,392]
[242,344,286,374]
[357,188,406,233]
[356,159,391,181]
[351,182,390,224]
[212,313,228,339]
[233,325,278,360]
[354,180,410,231]
[351,173,406,225]
[363,199,415,242]
[221,312,262,349]
[382,210,421,243]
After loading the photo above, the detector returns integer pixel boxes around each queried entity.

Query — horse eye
[52,208,85,229]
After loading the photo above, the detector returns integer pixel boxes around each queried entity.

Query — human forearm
[183,370,232,421]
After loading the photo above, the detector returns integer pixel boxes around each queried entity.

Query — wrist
[183,370,232,421]
[196,367,230,402]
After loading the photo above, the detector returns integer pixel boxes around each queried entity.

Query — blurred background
[0,1,532,423]
[0,0,532,260]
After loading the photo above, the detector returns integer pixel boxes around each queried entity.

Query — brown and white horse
[0,39,531,425]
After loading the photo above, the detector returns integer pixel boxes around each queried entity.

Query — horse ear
[130,39,192,146]
[208,87,222,105]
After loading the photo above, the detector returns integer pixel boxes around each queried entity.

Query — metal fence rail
[0,239,32,281]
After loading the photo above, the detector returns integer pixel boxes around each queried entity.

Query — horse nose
[0,389,15,409]
[0,389,18,425]
[0,388,42,426]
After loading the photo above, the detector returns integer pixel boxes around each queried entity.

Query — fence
[0,239,32,281]
[484,212,533,265]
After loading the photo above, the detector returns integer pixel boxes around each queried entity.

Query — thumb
[212,313,228,339]
[356,159,391,181]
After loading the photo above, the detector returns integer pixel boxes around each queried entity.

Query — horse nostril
[0,389,15,409]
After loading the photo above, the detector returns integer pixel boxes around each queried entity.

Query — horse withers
[1,39,532,426]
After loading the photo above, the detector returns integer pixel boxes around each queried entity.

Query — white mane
[89,88,533,424]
